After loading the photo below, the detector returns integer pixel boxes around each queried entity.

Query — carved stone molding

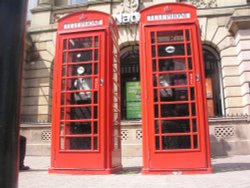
[189,0,217,8]
[121,0,140,13]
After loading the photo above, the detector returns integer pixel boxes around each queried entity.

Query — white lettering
[113,12,140,25]
[63,20,103,29]
[147,13,191,21]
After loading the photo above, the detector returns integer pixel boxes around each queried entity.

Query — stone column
[227,7,250,115]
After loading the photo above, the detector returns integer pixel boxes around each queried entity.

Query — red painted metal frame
[49,10,122,174]
[139,3,212,174]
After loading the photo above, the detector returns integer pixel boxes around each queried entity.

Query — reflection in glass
[69,51,93,62]
[159,59,186,71]
[94,137,98,150]
[156,73,187,87]
[94,121,98,134]
[155,136,160,150]
[60,137,65,150]
[187,43,191,55]
[152,60,157,72]
[94,49,98,61]
[174,89,188,101]
[191,87,195,100]
[158,44,185,57]
[192,119,197,132]
[70,122,92,134]
[192,103,196,116]
[194,135,198,149]
[188,58,193,70]
[162,136,191,150]
[151,32,155,43]
[160,104,189,117]
[157,30,184,43]
[94,106,98,119]
[185,30,190,41]
[152,46,156,57]
[60,108,64,120]
[161,120,190,133]
[63,39,67,50]
[94,36,99,47]
[159,59,174,72]
[155,120,159,133]
[69,106,91,120]
[69,37,92,49]
[63,64,93,76]
[94,92,98,104]
[69,137,91,150]
[154,89,161,102]
[63,52,66,63]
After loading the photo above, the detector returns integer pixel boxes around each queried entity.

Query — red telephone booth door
[51,31,107,172]
[140,4,212,174]
[50,10,122,174]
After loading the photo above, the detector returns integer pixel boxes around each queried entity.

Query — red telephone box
[139,3,212,174]
[49,10,122,174]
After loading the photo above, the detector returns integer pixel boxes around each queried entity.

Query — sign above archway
[113,0,141,25]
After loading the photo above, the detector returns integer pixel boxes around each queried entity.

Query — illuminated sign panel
[63,20,103,29]
[147,13,191,21]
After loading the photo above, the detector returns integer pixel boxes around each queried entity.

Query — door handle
[196,74,200,82]
[100,79,104,86]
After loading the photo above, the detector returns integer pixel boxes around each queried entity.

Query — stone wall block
[25,68,51,79]
[222,66,239,77]
[220,56,238,67]
[198,17,207,41]
[22,105,51,115]
[25,61,52,70]
[24,78,51,87]
[217,36,235,51]
[235,30,250,43]
[236,40,250,53]
[223,76,240,87]
[240,82,250,96]
[220,47,237,57]
[23,87,51,97]
[39,50,54,62]
[242,94,250,106]
[31,32,54,43]
[225,97,243,108]
[224,86,241,97]
[217,0,246,7]
[205,17,218,42]
[225,107,243,115]
[239,61,250,74]
[213,27,231,45]
[31,11,51,28]
[23,96,51,106]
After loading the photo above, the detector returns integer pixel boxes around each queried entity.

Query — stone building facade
[22,0,250,156]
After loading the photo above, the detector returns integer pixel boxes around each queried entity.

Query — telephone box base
[142,167,213,175]
[49,166,123,175]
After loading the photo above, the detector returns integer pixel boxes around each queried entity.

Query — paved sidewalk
[19,155,250,188]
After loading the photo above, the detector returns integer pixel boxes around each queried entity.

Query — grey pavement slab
[19,155,250,188]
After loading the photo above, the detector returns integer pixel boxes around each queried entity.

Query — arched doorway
[120,44,141,120]
[203,45,224,117]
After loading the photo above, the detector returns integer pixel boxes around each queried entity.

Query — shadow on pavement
[115,166,142,175]
[213,163,250,173]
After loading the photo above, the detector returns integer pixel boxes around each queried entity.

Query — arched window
[120,45,141,120]
[203,45,224,117]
